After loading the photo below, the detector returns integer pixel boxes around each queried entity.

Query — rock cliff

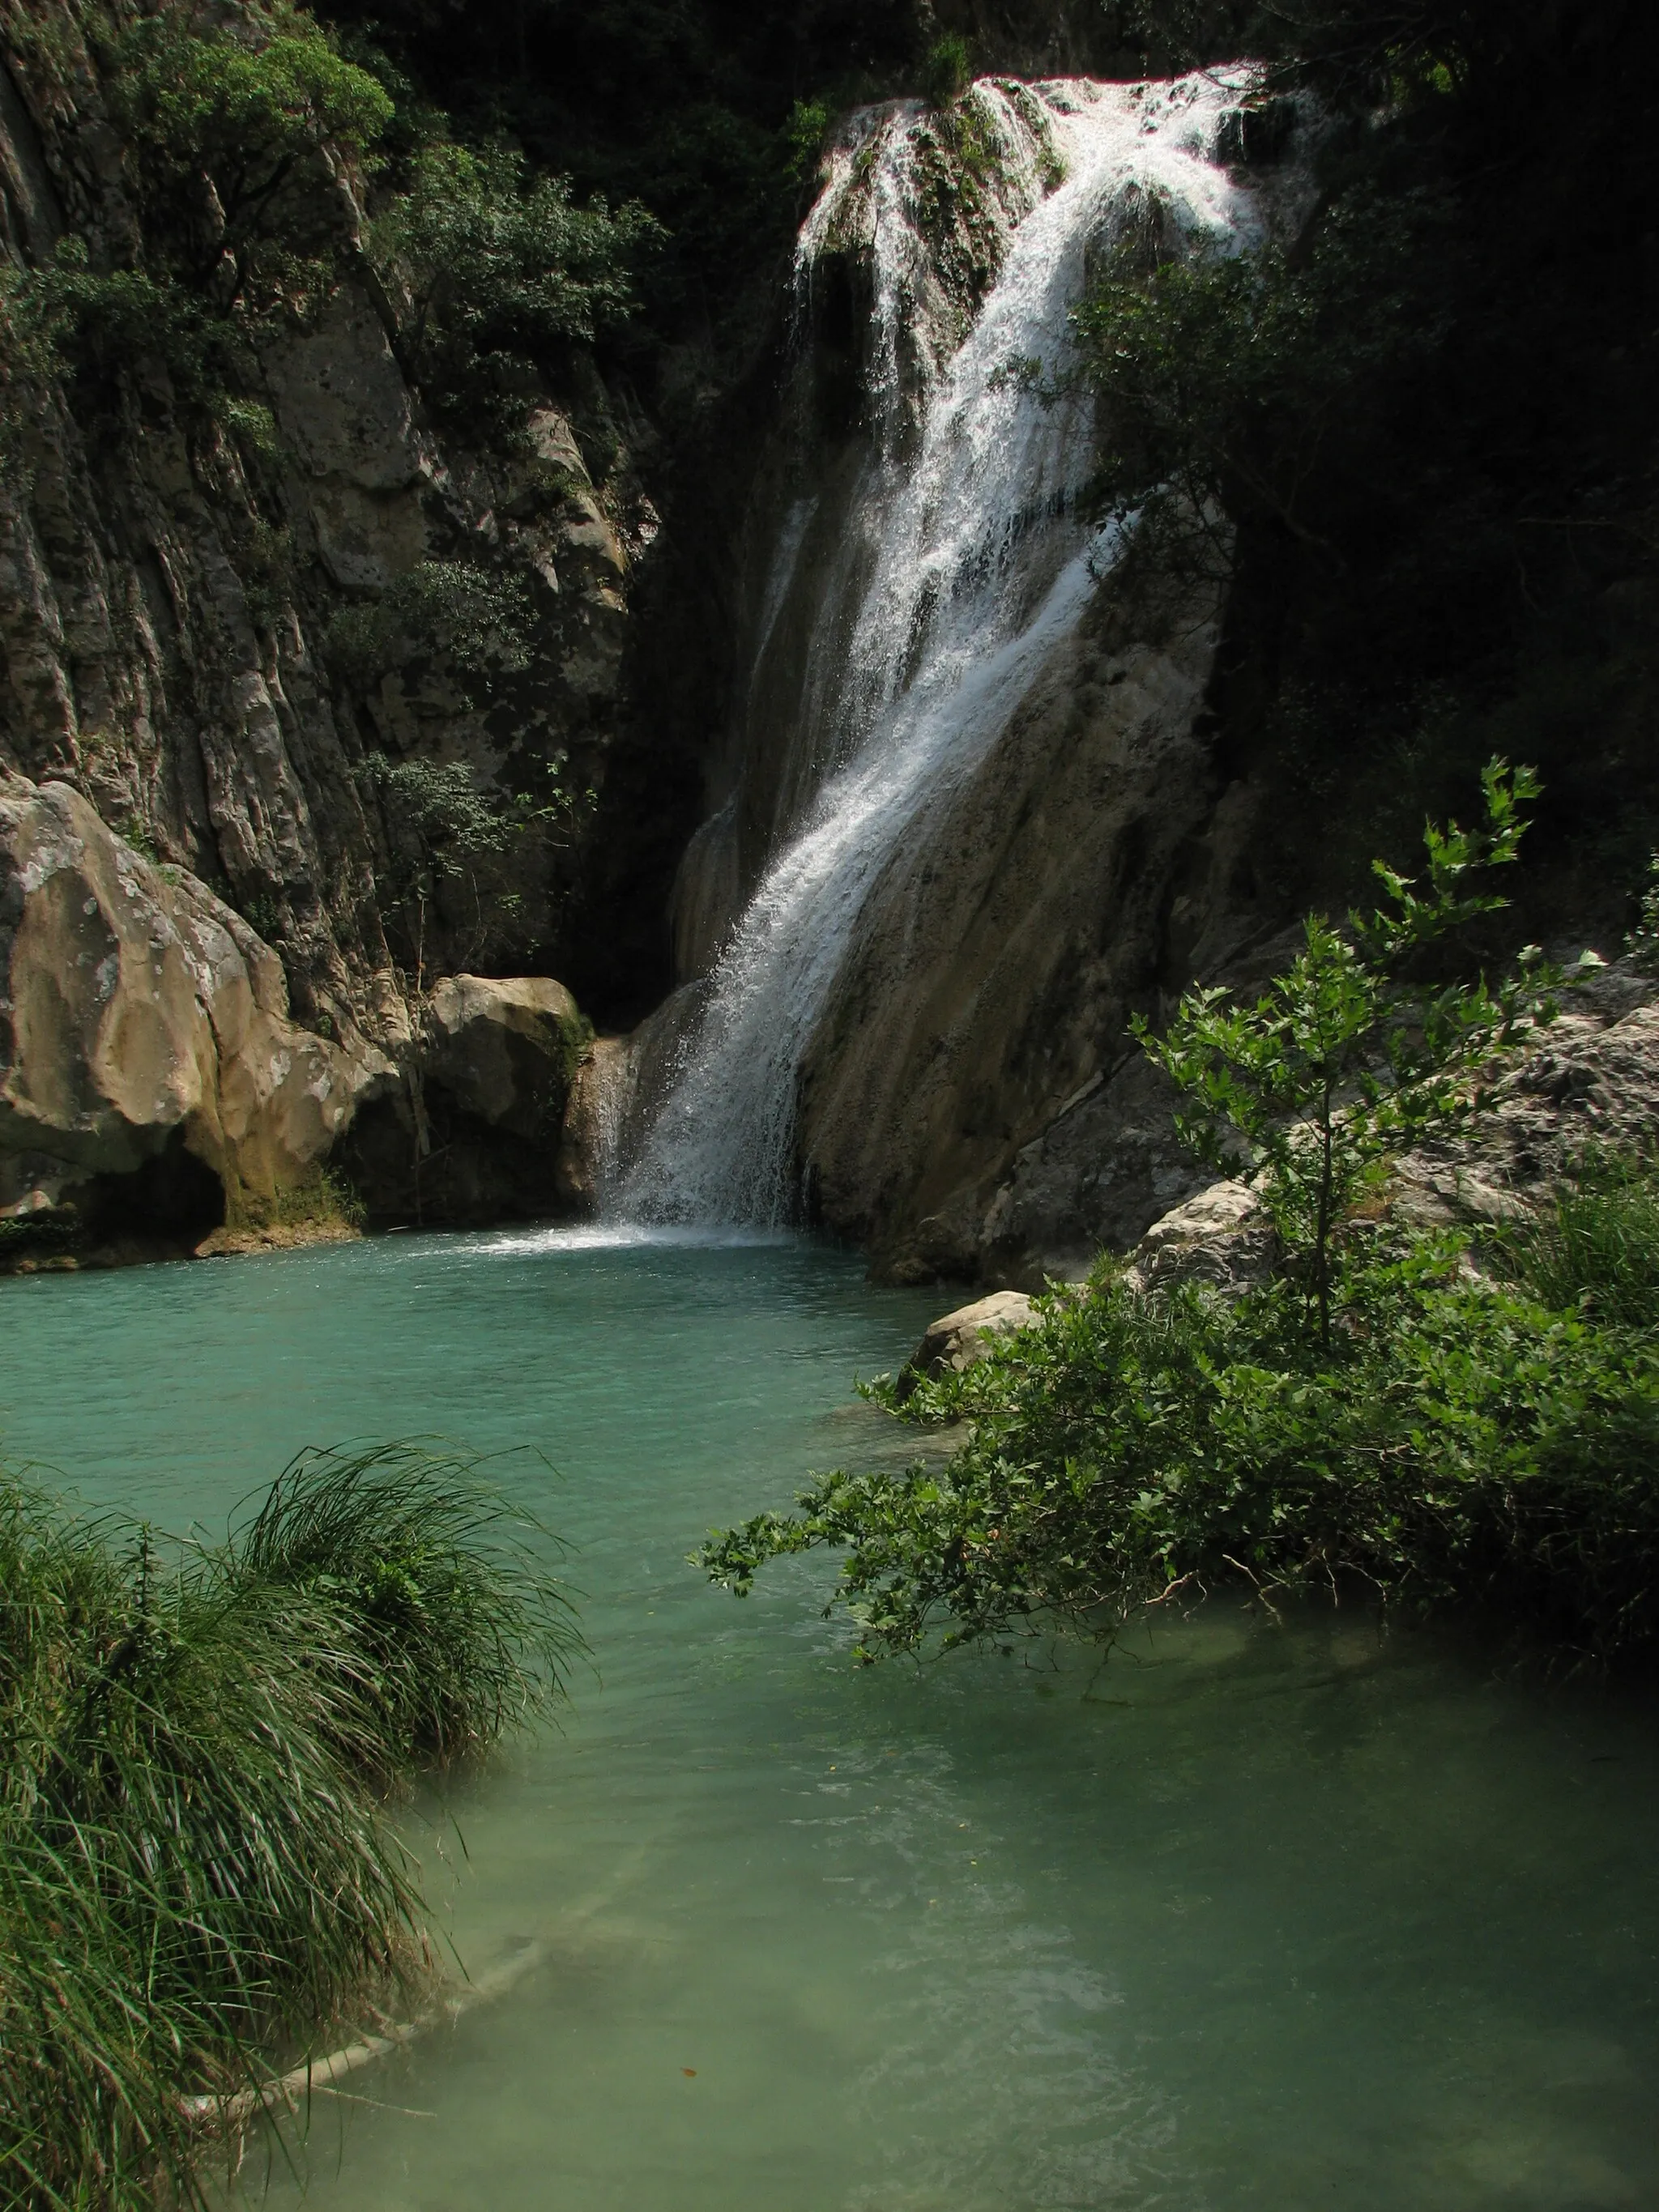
[0,767,391,1247]
[0,1,650,1245]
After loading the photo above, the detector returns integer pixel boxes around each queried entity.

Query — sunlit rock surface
[0,773,392,1233]
[902,1289,1036,1392]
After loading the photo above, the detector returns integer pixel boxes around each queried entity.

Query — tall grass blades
[0,1446,578,2210]
[224,1443,580,1769]
[1502,1154,1659,1327]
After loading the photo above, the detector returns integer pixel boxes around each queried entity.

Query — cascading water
[615,74,1265,1229]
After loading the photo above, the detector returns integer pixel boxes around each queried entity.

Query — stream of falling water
[612,74,1261,1227]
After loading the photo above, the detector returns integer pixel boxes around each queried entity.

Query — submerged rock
[0,773,392,1249]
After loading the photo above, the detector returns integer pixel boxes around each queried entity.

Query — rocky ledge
[903,958,1659,1370]
[0,769,594,1267]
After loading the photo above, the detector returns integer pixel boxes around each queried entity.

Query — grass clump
[0,1444,577,2210]
[1499,1154,1659,1330]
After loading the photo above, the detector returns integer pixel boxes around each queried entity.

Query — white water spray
[615,75,1262,1226]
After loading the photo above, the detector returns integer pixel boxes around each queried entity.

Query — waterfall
[613,73,1265,1229]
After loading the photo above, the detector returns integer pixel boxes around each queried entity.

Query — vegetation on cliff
[1076,0,1659,940]
[0,1444,575,2210]
[702,774,1659,1665]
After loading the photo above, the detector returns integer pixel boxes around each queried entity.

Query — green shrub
[699,784,1649,1668]
[372,142,658,440]
[1071,183,1450,581]
[327,558,534,691]
[783,97,831,181]
[923,32,972,110]
[1138,760,1597,1340]
[702,1242,1659,1664]
[0,1445,576,2208]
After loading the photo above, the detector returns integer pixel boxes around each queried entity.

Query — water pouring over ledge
[610,75,1265,1230]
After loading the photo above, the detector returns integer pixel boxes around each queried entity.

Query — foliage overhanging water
[1,1233,1656,2209]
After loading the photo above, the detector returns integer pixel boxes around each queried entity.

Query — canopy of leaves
[111,11,391,308]
[1073,183,1449,566]
[373,142,658,434]
[328,559,535,686]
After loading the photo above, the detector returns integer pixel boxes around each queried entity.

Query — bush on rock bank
[702,769,1659,1665]
[0,1446,576,2210]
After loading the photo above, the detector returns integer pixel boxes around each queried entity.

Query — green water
[2,1230,1657,2210]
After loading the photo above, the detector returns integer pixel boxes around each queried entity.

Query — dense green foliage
[1138,761,1593,1337]
[327,559,535,688]
[0,1445,576,2210]
[112,10,391,311]
[1498,1152,1659,1332]
[0,2,657,462]
[701,791,1659,1667]
[372,142,659,440]
[702,1223,1659,1664]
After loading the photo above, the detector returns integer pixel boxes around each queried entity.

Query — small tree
[372,143,658,438]
[1135,760,1597,1341]
[113,12,392,313]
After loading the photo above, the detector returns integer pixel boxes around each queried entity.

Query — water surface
[2,1232,1655,2210]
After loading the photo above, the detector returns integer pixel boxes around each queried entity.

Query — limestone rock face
[1123,1179,1273,1298]
[792,584,1253,1287]
[339,972,590,1225]
[0,18,642,1036]
[0,774,392,1229]
[903,1289,1036,1392]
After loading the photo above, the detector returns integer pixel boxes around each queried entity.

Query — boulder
[338,972,591,1225]
[1124,1178,1274,1297]
[1393,978,1659,1229]
[422,975,586,1138]
[0,773,392,1245]
[902,1289,1035,1394]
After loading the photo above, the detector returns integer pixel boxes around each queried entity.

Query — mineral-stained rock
[0,773,393,1240]
[901,1289,1036,1394]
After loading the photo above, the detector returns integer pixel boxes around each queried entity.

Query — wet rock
[0,773,393,1240]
